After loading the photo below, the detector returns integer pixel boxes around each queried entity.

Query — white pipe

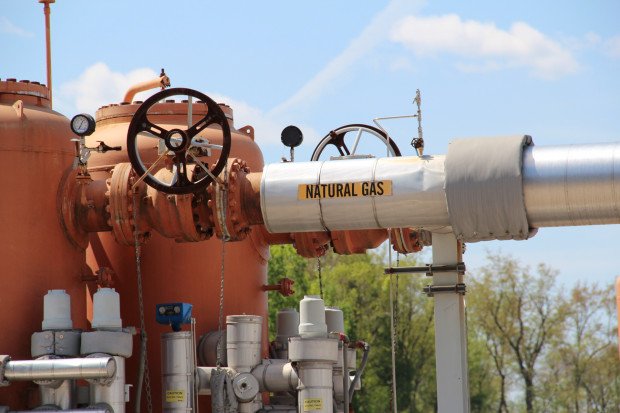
[251,360,298,393]
[89,356,126,413]
[4,357,115,381]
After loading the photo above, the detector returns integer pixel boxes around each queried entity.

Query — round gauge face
[70,113,96,136]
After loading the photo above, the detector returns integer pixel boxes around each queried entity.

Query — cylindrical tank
[84,96,268,412]
[0,79,89,409]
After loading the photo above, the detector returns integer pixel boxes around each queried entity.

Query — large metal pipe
[4,357,116,381]
[259,141,620,236]
[161,332,194,412]
[522,142,620,227]
[260,155,449,233]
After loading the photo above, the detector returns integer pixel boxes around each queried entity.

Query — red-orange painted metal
[0,79,88,409]
[85,97,268,411]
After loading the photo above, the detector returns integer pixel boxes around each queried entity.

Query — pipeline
[3,357,115,382]
[259,139,620,241]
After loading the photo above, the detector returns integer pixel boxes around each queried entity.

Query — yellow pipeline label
[303,398,324,411]
[165,390,185,403]
[298,180,392,200]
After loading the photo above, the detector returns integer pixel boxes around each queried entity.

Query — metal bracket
[423,283,466,297]
[384,262,465,277]
[0,355,10,387]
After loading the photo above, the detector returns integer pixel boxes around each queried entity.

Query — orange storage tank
[85,95,269,412]
[0,79,89,409]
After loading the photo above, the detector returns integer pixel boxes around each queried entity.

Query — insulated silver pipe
[522,142,620,228]
[260,140,620,237]
[261,155,449,233]
[4,357,116,381]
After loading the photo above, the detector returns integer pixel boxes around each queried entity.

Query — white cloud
[55,62,318,145]
[604,35,620,58]
[390,56,415,72]
[269,0,423,116]
[58,63,159,114]
[0,17,33,37]
[390,14,581,79]
[211,93,320,145]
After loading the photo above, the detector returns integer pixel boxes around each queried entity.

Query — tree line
[267,245,620,412]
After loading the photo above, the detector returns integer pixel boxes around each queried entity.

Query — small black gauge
[71,113,96,136]
[281,125,303,148]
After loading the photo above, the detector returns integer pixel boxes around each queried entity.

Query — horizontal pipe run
[259,140,620,238]
[252,360,298,393]
[260,155,449,233]
[4,357,116,381]
[9,410,111,413]
[522,142,620,228]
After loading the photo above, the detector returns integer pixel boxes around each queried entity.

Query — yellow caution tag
[165,390,185,403]
[304,398,324,411]
[298,180,392,200]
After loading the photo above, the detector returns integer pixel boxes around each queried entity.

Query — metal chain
[216,164,229,368]
[395,252,400,351]
[132,187,153,413]
[317,257,323,299]
[388,236,398,413]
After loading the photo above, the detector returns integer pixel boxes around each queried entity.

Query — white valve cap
[92,288,122,330]
[298,295,328,338]
[276,308,300,342]
[42,289,73,331]
[325,306,345,335]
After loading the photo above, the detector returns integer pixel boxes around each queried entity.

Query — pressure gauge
[70,113,96,136]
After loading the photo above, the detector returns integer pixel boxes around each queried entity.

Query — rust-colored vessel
[0,79,89,408]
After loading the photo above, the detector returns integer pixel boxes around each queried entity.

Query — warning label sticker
[165,390,185,403]
[304,398,324,411]
[298,180,392,200]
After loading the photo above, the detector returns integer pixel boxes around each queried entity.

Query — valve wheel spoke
[311,124,401,161]
[127,88,231,194]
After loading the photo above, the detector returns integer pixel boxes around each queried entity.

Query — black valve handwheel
[127,88,231,194]
[310,124,401,161]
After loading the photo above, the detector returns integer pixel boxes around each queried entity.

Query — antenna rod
[39,0,55,106]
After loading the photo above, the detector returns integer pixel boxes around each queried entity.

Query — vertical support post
[39,0,55,106]
[432,233,470,413]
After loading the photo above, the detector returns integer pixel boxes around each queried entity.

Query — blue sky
[2,0,620,287]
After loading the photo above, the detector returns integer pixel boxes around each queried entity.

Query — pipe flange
[232,373,259,402]
[207,158,252,241]
[147,167,209,242]
[0,355,10,387]
[390,228,430,254]
[290,231,330,258]
[106,163,150,246]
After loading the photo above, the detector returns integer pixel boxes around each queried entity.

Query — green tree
[541,281,620,412]
[468,253,566,413]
